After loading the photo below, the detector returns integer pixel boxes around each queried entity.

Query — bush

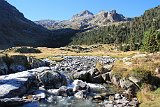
[15,47,41,53]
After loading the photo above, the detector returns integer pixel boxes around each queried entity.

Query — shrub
[15,47,41,53]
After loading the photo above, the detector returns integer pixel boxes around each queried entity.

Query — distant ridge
[35,10,132,30]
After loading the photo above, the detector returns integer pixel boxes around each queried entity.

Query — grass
[1,44,140,60]
[137,87,160,107]
[110,52,160,107]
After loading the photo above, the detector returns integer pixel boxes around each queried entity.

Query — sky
[7,0,160,21]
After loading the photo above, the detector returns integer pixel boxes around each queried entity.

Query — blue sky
[7,0,160,21]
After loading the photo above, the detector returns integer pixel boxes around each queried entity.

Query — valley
[0,0,160,107]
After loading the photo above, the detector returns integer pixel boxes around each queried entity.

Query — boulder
[110,74,121,87]
[87,83,107,93]
[0,57,8,75]
[74,90,87,99]
[37,69,67,89]
[0,71,37,98]
[73,80,89,92]
[101,72,111,82]
[58,86,74,96]
[9,55,29,73]
[120,78,139,95]
[129,76,142,87]
[103,64,113,73]
[73,70,89,81]
[27,57,46,69]
[88,68,104,83]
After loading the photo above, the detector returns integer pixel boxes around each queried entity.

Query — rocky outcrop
[0,55,47,75]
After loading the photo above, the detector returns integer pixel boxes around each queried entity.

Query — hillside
[0,0,58,50]
[70,6,160,51]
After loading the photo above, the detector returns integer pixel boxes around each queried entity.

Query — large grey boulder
[88,68,104,83]
[27,57,47,69]
[110,74,121,87]
[0,71,37,98]
[120,78,139,95]
[0,57,8,75]
[73,70,89,81]
[9,55,29,73]
[73,80,89,92]
[37,69,68,89]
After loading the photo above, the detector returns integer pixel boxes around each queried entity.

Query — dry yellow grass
[1,44,140,60]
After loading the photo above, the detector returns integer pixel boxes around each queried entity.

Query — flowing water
[22,97,100,107]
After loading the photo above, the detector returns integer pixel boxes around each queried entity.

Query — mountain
[0,0,57,49]
[35,10,131,30]
[69,5,160,51]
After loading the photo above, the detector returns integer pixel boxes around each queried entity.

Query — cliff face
[0,0,56,49]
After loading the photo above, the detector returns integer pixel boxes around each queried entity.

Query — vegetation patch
[14,47,42,53]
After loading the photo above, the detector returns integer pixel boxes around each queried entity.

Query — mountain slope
[0,0,57,49]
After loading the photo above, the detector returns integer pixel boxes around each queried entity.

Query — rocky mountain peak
[71,10,94,21]
[36,9,131,30]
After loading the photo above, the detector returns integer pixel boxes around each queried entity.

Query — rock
[120,78,139,94]
[74,90,87,99]
[0,57,8,75]
[102,72,111,82]
[37,69,67,89]
[109,96,114,101]
[73,80,89,92]
[155,67,160,74]
[93,95,104,101]
[129,97,139,106]
[33,90,46,99]
[9,64,26,73]
[129,76,141,87]
[0,71,37,98]
[87,83,107,93]
[27,57,46,69]
[88,68,104,83]
[115,94,121,99]
[104,103,114,107]
[103,64,113,72]
[47,89,59,96]
[110,74,121,87]
[9,55,28,73]
[73,70,89,81]
[58,86,74,96]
